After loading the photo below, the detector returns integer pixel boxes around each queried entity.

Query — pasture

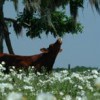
[0,62,100,100]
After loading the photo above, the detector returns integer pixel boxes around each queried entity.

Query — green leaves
[5,0,84,38]
[13,21,22,36]
[17,10,83,38]
[69,0,84,20]
[52,11,83,35]
[5,0,100,39]
[89,0,100,14]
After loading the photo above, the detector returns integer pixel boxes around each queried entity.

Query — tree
[0,0,14,54]
[89,0,100,14]
[17,0,99,38]
[5,0,83,38]
[0,0,100,54]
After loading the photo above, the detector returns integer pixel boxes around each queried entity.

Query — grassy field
[0,63,100,100]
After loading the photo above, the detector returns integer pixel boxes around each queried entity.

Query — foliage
[17,11,83,38]
[5,0,84,38]
[89,0,100,14]
[1,0,100,53]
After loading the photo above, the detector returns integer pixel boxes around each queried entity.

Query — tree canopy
[0,0,100,53]
[5,0,83,38]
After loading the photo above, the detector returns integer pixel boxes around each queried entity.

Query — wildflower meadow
[0,62,100,100]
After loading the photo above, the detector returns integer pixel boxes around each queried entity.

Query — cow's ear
[40,48,48,53]
[59,49,63,52]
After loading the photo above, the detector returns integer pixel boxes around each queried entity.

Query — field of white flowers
[0,62,100,100]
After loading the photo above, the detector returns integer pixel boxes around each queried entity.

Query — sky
[3,1,100,68]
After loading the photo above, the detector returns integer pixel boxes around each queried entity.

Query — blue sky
[3,1,100,68]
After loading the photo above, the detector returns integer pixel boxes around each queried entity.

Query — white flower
[32,66,34,69]
[1,61,5,65]
[76,96,87,100]
[71,73,80,79]
[0,83,13,93]
[53,72,62,81]
[91,70,98,75]
[59,92,64,96]
[92,74,98,78]
[62,77,71,81]
[95,77,100,88]
[37,72,41,75]
[36,93,57,100]
[0,71,4,76]
[63,95,72,100]
[78,85,83,90]
[19,69,23,72]
[80,90,86,96]
[7,92,23,100]
[61,70,68,74]
[86,83,93,92]
[12,66,15,69]
[10,68,14,72]
[23,76,32,84]
[75,96,82,100]
[0,64,6,71]
[17,74,23,80]
[94,92,100,96]
[23,85,34,92]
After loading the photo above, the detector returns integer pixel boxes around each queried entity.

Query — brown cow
[0,38,62,73]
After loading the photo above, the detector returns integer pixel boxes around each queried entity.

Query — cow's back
[0,53,42,67]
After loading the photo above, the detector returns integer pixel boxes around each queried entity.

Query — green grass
[0,64,100,100]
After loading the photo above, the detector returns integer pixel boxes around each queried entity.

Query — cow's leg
[3,66,10,74]
[34,65,43,74]
[46,66,52,74]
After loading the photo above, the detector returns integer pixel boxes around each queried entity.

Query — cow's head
[40,38,62,54]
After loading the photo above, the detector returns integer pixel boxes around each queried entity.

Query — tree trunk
[0,34,3,53]
[0,0,14,54]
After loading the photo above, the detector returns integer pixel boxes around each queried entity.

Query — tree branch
[4,17,16,23]
[4,17,31,27]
